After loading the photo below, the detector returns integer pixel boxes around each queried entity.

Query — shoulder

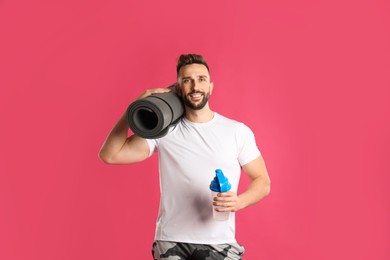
[216,114,257,144]
[215,113,251,132]
[215,113,241,126]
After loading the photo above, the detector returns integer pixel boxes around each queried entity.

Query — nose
[191,79,200,91]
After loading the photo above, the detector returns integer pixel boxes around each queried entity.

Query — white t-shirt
[146,112,261,244]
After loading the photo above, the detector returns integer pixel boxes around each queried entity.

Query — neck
[184,105,215,123]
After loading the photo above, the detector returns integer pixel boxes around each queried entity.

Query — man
[99,54,271,259]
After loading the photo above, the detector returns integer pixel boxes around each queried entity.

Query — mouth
[188,92,204,101]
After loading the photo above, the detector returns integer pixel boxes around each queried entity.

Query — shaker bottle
[209,169,231,221]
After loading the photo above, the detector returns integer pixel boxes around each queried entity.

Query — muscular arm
[98,88,171,164]
[98,112,150,164]
[238,156,271,209]
[214,156,271,212]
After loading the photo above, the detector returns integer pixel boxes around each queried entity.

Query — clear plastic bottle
[210,169,232,221]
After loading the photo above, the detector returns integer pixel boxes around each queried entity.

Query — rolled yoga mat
[126,84,184,139]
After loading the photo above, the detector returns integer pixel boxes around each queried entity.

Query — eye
[183,79,190,83]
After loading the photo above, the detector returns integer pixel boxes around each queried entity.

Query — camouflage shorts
[152,240,245,260]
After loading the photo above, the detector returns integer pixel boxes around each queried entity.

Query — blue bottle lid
[210,169,231,192]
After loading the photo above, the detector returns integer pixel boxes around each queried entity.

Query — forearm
[99,88,171,164]
[238,175,271,210]
[98,112,129,162]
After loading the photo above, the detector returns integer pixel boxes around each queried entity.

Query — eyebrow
[181,75,209,80]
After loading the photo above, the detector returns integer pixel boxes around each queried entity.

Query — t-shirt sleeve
[237,123,261,166]
[145,138,157,157]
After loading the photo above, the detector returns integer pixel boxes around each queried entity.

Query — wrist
[237,195,248,211]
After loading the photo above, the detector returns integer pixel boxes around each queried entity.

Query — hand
[136,88,171,101]
[213,192,243,212]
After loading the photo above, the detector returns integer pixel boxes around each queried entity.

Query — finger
[213,200,238,207]
[217,191,236,197]
[213,198,238,206]
[136,88,171,100]
[215,206,237,212]
[214,197,237,203]
[214,195,238,202]
[151,88,172,93]
[145,88,170,96]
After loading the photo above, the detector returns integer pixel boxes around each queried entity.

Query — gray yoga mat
[126,84,184,139]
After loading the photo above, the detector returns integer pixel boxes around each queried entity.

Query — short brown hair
[176,54,210,76]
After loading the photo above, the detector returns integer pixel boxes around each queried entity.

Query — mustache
[187,91,204,95]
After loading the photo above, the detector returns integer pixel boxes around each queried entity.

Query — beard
[181,91,210,110]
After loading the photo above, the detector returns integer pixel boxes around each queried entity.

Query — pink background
[1,0,389,259]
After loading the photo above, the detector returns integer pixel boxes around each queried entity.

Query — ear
[210,82,214,95]
[175,82,182,96]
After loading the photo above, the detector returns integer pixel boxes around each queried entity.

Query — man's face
[176,63,213,110]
